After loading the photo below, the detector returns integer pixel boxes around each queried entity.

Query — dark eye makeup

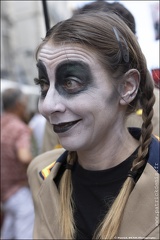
[55,60,93,97]
[35,60,49,98]
[36,60,49,81]
[34,59,93,99]
[34,77,49,98]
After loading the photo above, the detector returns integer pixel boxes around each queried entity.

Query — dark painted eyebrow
[36,60,48,75]
[36,60,49,82]
[55,60,90,72]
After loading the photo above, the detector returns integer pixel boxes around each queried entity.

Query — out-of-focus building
[1,1,46,84]
[1,1,73,85]
[48,1,72,25]
[1,1,13,79]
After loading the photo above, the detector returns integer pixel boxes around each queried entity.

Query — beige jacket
[27,148,159,239]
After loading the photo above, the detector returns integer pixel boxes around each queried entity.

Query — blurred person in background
[40,120,61,153]
[28,9,159,239]
[73,0,136,35]
[29,98,47,155]
[1,88,34,239]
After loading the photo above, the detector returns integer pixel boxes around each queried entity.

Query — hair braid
[93,177,135,239]
[132,71,155,172]
[58,151,77,239]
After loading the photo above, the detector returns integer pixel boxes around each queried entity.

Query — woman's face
[37,42,122,151]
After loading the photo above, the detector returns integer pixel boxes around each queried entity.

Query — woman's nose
[38,89,66,117]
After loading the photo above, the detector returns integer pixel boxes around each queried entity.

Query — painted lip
[53,119,81,133]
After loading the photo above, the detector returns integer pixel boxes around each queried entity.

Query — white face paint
[36,42,122,152]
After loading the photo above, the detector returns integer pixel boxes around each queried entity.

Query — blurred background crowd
[1,1,159,239]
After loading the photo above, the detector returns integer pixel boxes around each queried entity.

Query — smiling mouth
[53,120,81,133]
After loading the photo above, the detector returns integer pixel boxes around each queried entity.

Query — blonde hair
[58,151,77,238]
[36,12,155,239]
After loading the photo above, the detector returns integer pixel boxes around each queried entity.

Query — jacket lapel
[38,162,63,239]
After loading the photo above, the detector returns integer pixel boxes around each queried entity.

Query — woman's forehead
[38,42,97,68]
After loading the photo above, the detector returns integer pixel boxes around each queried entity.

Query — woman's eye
[63,77,82,93]
[66,80,73,88]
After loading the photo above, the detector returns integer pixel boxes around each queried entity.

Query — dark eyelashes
[34,74,89,99]
[34,77,41,85]
[34,77,49,98]
[34,77,49,85]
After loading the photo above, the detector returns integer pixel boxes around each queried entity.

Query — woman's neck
[77,127,139,171]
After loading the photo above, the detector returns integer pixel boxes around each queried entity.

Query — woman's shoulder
[28,148,65,175]
[27,148,65,191]
[29,148,65,170]
[118,162,159,238]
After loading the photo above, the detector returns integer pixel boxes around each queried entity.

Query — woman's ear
[119,69,140,105]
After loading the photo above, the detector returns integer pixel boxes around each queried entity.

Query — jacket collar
[38,162,63,239]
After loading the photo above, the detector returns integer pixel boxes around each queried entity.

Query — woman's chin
[59,138,84,152]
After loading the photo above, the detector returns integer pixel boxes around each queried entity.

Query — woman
[27,12,159,239]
